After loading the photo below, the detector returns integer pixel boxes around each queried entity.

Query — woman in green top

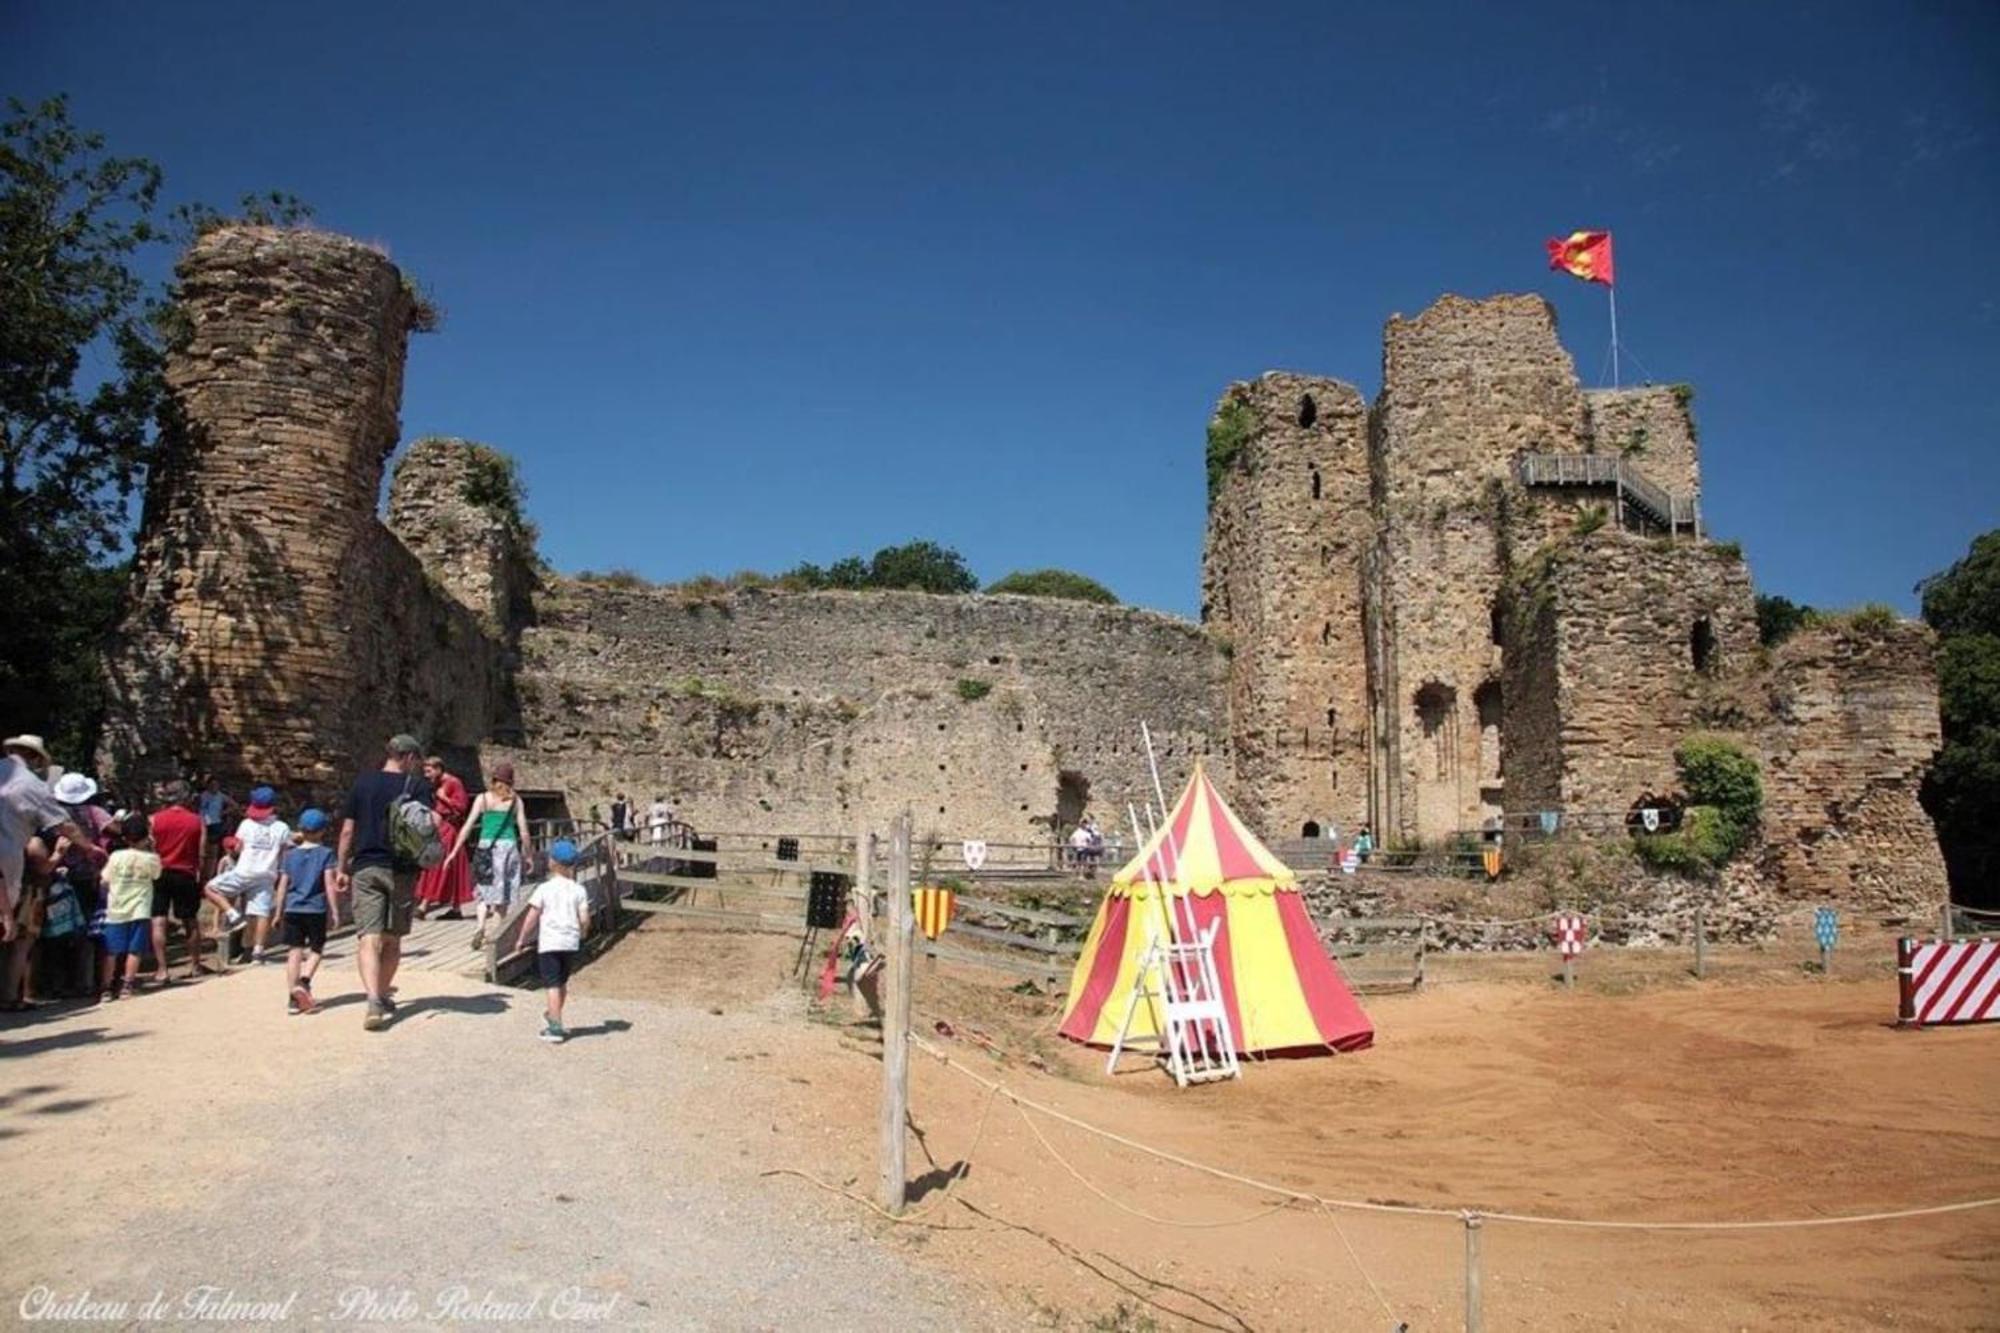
[448,762,533,950]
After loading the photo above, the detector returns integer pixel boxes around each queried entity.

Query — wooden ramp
[314,914,491,977]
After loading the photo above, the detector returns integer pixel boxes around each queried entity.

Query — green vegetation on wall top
[986,569,1118,604]
[1206,397,1257,506]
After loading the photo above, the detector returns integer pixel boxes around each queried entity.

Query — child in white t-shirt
[516,840,592,1044]
[206,785,291,962]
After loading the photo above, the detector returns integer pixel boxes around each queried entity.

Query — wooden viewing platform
[1517,452,1699,535]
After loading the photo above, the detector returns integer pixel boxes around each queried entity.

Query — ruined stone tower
[1202,373,1372,838]
[99,227,509,798]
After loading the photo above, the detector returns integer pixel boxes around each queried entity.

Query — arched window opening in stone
[1321,621,1331,646]
[1302,820,1321,839]
[1311,468,1322,500]
[1298,394,1317,428]
[1057,770,1090,833]
[1326,705,1338,729]
[1490,603,1505,646]
[1414,681,1458,782]
[1474,679,1503,784]
[1691,616,1717,675]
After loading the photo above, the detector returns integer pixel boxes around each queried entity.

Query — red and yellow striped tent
[1059,763,1374,1056]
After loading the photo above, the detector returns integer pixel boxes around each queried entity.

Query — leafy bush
[1632,735,1762,875]
[1573,506,1607,536]
[458,443,537,544]
[1755,594,1819,647]
[986,569,1118,604]
[955,678,992,702]
[1710,539,1744,561]
[577,567,649,588]
[1205,398,1257,506]
[1844,602,1900,634]
[784,540,978,595]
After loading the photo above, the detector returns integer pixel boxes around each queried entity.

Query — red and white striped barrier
[1898,937,2000,1027]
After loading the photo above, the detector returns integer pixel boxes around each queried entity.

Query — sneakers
[469,930,486,952]
[539,1017,567,1044]
[380,993,398,1016]
[363,1000,389,1031]
[288,984,316,1016]
[225,908,245,928]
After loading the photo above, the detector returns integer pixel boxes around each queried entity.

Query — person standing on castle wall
[148,780,209,983]
[448,762,532,953]
[610,793,630,842]
[646,794,673,846]
[335,734,434,1032]
[414,756,473,921]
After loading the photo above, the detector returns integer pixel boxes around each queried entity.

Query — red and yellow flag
[1546,230,1615,286]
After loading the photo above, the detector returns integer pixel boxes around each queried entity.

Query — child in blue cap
[273,807,337,1014]
[517,838,592,1043]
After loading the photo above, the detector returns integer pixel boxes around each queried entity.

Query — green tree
[1919,530,2000,907]
[1,93,309,765]
[985,568,1118,604]
[866,539,978,594]
[782,540,978,595]
[1755,593,1818,647]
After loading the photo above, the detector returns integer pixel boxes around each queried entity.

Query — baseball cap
[247,785,277,817]
[548,838,580,866]
[389,733,422,756]
[299,808,328,833]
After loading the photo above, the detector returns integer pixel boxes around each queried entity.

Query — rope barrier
[907,1033,2000,1234]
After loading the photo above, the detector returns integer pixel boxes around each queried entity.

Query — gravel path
[0,959,1006,1330]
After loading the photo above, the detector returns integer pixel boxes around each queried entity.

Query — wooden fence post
[879,812,914,1216]
[1941,902,1954,941]
[1693,904,1706,980]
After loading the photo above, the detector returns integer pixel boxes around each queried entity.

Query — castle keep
[100,226,1948,911]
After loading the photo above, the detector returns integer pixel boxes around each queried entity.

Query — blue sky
[8,1,1995,616]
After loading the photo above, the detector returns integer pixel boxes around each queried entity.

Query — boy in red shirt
[148,779,209,983]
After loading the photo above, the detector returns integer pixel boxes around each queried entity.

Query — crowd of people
[0,731,592,1042]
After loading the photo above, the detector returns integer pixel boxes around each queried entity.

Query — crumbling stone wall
[1201,373,1372,839]
[491,583,1231,840]
[99,227,509,800]
[386,436,537,635]
[1759,621,1949,911]
[1367,295,1590,842]
[1502,533,1757,814]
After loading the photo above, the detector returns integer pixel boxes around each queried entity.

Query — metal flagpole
[1608,284,1620,388]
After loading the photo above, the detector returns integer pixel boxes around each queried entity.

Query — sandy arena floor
[581,919,2000,1331]
[3,918,1995,1331]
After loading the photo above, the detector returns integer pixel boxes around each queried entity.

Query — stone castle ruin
[99,226,1949,912]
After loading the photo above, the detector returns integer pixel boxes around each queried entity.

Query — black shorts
[281,913,328,952]
[151,870,201,922]
[537,950,578,987]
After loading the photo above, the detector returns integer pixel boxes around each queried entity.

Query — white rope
[911,1035,2000,1233]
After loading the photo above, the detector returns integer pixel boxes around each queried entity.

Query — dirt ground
[582,918,2000,1331]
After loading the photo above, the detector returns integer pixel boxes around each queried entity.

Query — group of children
[103,794,593,1042]
[101,792,341,1013]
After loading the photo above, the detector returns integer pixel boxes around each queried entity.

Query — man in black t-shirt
[336,733,433,1031]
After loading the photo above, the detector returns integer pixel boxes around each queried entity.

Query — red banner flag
[1546,230,1615,286]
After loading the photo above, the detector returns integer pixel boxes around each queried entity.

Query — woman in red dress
[414,755,474,919]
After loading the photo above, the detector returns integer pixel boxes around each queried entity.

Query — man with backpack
[335,733,437,1031]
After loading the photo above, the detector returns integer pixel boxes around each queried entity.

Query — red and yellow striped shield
[913,884,955,941]
[1482,847,1503,880]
